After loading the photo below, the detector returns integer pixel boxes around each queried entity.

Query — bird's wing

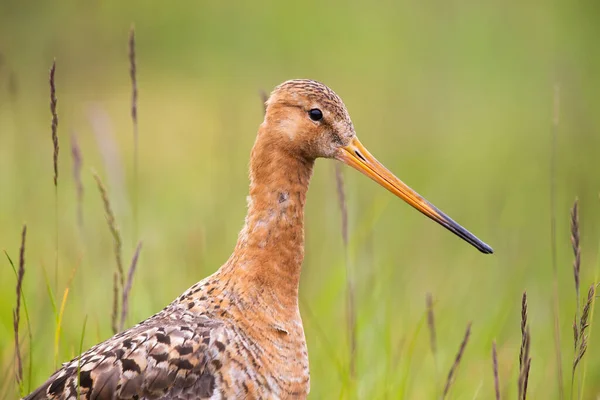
[24,313,226,400]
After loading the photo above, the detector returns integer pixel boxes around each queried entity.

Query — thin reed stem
[523,358,531,400]
[426,292,439,393]
[426,293,437,356]
[71,133,84,231]
[570,197,582,398]
[580,195,600,397]
[5,250,33,394]
[492,341,500,400]
[93,171,124,333]
[518,292,531,400]
[571,198,581,324]
[112,272,119,334]
[518,328,531,400]
[120,241,143,331]
[442,322,472,399]
[50,61,59,187]
[573,284,595,398]
[129,25,139,244]
[519,292,528,369]
[50,60,60,294]
[573,315,578,352]
[93,172,124,289]
[13,226,26,394]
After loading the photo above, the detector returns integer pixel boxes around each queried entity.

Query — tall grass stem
[50,60,59,294]
[120,241,142,331]
[492,341,500,400]
[442,322,472,399]
[12,226,26,394]
[129,25,139,244]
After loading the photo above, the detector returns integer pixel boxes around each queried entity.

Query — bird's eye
[308,108,323,121]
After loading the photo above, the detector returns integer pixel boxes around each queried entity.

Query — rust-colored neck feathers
[222,120,314,313]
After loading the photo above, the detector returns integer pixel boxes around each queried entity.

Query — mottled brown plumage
[25,79,492,400]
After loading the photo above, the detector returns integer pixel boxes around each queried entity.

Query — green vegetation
[1,1,599,398]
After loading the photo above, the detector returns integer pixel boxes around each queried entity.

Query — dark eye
[308,108,323,121]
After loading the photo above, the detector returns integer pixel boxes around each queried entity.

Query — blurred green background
[1,0,600,398]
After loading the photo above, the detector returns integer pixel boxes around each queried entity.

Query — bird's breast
[216,315,310,399]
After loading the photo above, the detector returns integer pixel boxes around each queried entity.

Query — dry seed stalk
[518,291,532,400]
[129,26,138,144]
[50,60,60,293]
[573,316,578,352]
[129,25,139,242]
[111,273,119,334]
[71,134,84,230]
[492,341,500,400]
[518,327,531,400]
[573,284,595,374]
[93,172,124,289]
[443,322,472,398]
[571,198,581,322]
[50,61,59,187]
[519,292,528,369]
[120,242,143,331]
[522,358,532,400]
[426,292,437,356]
[13,225,27,388]
[94,172,124,334]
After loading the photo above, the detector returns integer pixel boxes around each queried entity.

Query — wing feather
[24,313,225,400]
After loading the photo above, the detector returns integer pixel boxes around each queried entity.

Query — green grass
[1,1,600,398]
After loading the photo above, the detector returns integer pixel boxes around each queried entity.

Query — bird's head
[263,79,493,254]
[263,79,356,159]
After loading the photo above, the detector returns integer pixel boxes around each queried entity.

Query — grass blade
[41,262,58,321]
[54,265,78,369]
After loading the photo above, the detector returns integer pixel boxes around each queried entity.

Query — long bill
[336,136,493,254]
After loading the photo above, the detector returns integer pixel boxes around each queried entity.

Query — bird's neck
[224,127,314,309]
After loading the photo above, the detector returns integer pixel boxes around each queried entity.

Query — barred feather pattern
[24,272,310,400]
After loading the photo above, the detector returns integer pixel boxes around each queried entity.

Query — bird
[25,79,493,400]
